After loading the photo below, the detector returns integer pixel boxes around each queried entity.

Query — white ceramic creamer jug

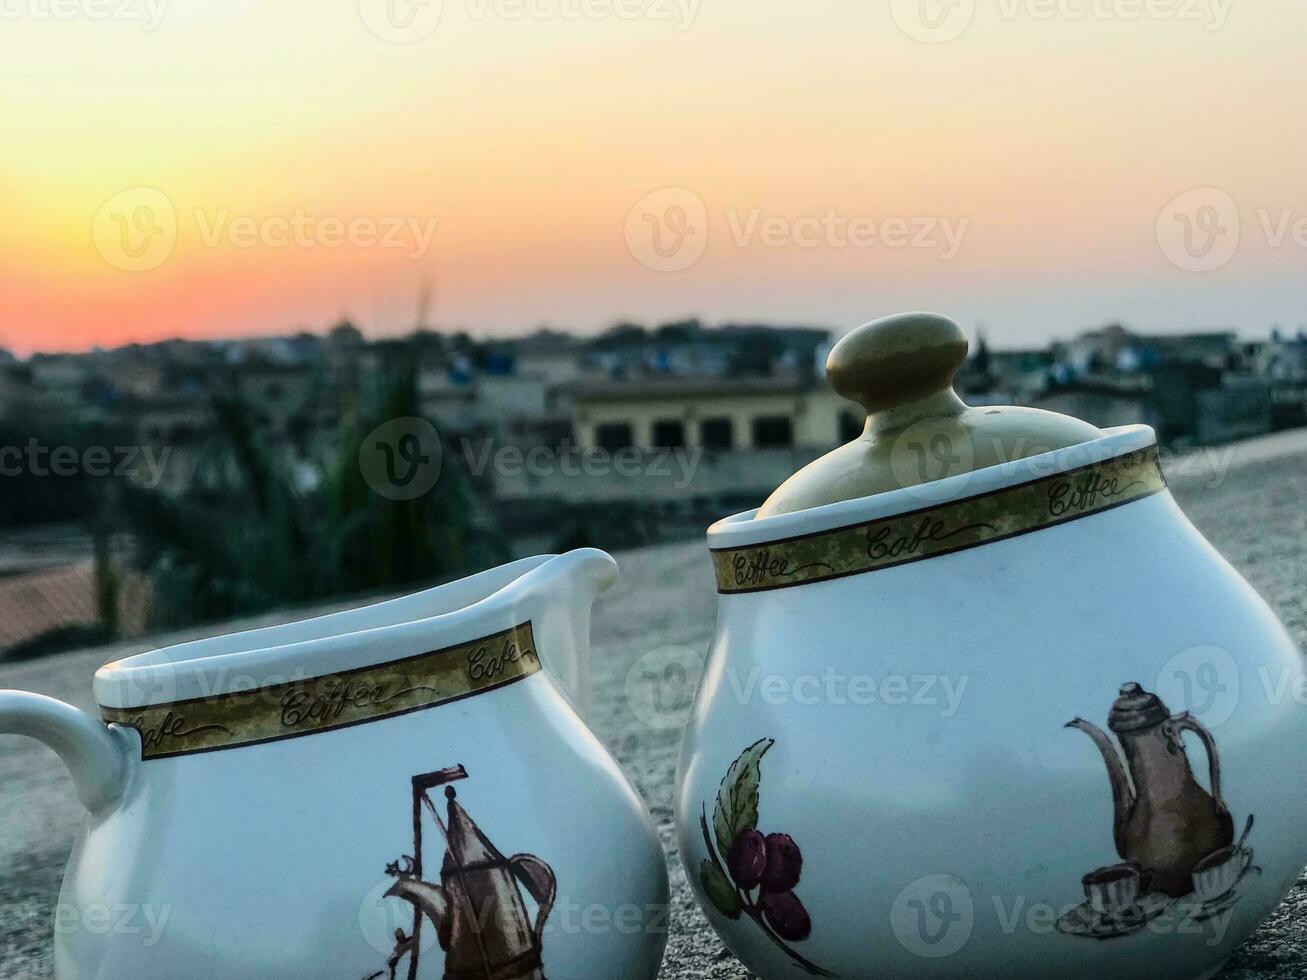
[675,313,1307,980]
[1,549,669,980]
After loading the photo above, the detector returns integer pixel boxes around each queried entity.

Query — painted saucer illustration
[1183,856,1261,924]
[1056,684,1261,942]
[1057,890,1170,940]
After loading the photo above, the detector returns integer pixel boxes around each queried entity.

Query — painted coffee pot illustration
[1067,683,1234,897]
[376,765,557,980]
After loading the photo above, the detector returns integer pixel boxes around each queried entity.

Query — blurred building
[1033,325,1280,444]
[571,374,861,453]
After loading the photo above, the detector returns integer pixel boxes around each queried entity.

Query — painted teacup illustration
[1059,682,1260,938]
[1192,845,1255,904]
[1082,863,1149,915]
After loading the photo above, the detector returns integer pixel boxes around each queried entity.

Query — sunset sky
[3,0,1306,355]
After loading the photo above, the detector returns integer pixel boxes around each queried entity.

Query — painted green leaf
[712,737,775,862]
[700,860,741,919]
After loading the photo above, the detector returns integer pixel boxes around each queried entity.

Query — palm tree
[118,354,506,630]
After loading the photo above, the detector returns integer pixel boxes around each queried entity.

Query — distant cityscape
[1,318,1305,656]
[4,318,1306,488]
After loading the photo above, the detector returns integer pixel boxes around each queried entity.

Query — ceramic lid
[756,312,1103,518]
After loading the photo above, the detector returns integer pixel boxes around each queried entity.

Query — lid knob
[827,312,968,415]
[754,310,1104,518]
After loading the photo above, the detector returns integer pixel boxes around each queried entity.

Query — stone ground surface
[2,429,1306,979]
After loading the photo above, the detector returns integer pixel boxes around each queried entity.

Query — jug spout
[548,547,620,603]
[0,691,132,816]
[523,549,618,721]
[1066,717,1135,855]
[385,877,451,935]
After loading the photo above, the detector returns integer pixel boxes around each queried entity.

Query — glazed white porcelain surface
[676,427,1307,980]
[1,549,669,980]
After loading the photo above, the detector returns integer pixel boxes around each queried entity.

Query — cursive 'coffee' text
[280,678,435,728]
[1047,471,1144,518]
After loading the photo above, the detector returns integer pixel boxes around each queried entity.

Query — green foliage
[118,358,507,631]
[0,414,99,527]
[700,860,741,919]
[712,737,775,860]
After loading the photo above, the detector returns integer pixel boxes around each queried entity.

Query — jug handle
[1174,712,1226,810]
[509,853,557,944]
[530,549,619,722]
[0,691,132,816]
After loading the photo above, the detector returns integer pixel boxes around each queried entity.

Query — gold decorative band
[712,446,1166,594]
[101,622,541,760]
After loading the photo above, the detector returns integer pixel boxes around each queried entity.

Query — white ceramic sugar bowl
[1,549,669,980]
[675,313,1307,980]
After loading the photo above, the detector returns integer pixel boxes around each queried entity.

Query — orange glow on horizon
[3,1,1306,355]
